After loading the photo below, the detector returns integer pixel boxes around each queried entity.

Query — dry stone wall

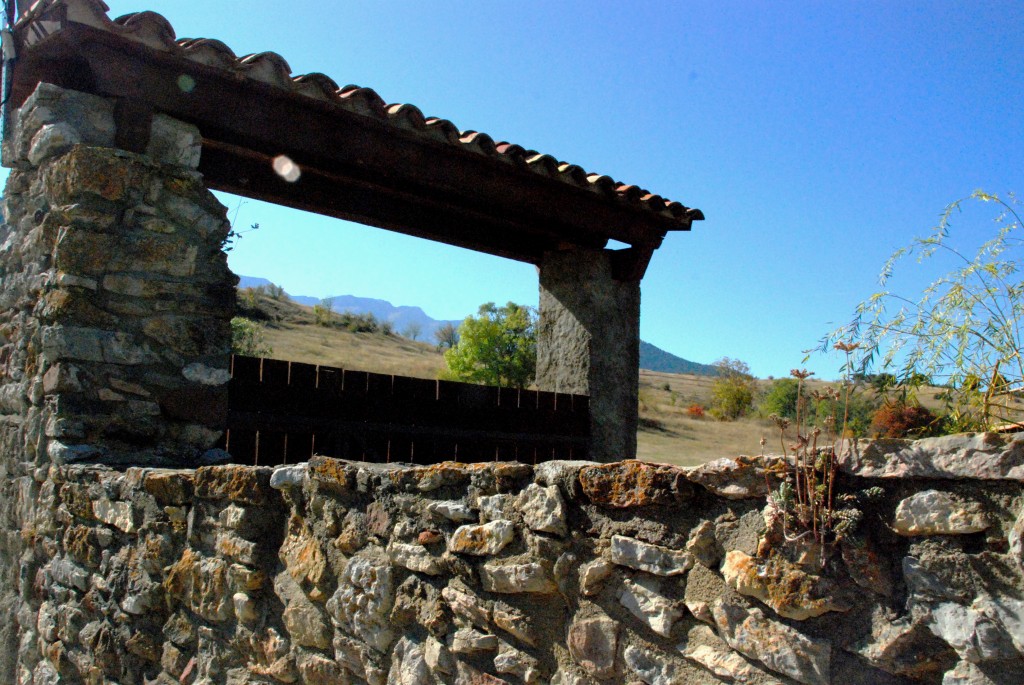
[6,435,1024,685]
[2,82,1024,685]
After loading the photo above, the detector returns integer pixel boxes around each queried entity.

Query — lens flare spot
[176,74,196,93]
[272,155,301,183]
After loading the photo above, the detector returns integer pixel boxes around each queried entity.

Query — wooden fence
[220,355,590,466]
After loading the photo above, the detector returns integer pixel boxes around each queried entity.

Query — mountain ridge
[236,275,714,375]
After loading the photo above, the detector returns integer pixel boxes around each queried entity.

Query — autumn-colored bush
[687,403,705,419]
[870,401,938,438]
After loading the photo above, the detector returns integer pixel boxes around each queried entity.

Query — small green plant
[313,297,335,327]
[231,317,272,357]
[764,345,865,559]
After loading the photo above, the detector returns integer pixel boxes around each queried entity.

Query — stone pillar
[537,249,640,462]
[0,83,236,469]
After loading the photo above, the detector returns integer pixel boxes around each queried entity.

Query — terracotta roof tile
[15,0,704,225]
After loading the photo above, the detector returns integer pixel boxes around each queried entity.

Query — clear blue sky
[39,2,1024,378]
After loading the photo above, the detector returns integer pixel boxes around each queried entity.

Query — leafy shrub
[231,317,272,357]
[709,357,755,420]
[870,401,939,438]
[443,302,535,388]
[686,403,705,419]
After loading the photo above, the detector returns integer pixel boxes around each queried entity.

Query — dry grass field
[238,290,1015,468]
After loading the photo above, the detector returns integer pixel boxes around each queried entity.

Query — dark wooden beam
[10,22,693,270]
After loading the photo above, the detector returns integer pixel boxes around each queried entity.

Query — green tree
[709,357,755,420]
[757,378,802,420]
[313,297,334,327]
[823,191,1024,429]
[443,302,536,388]
[231,317,272,357]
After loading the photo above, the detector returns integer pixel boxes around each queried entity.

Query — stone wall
[6,434,1024,684]
[0,82,236,466]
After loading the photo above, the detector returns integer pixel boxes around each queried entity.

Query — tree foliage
[709,357,755,420]
[443,302,536,388]
[231,317,272,357]
[822,191,1024,429]
[434,322,459,351]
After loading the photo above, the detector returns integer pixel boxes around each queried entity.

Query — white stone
[579,558,614,596]
[270,465,307,490]
[840,432,1024,480]
[388,543,444,576]
[480,562,557,594]
[893,490,989,536]
[448,519,515,556]
[387,636,433,685]
[495,642,541,684]
[610,534,693,576]
[682,639,763,683]
[478,494,513,522]
[618,576,682,638]
[326,554,395,653]
[28,122,81,166]
[92,498,136,533]
[518,483,568,536]
[426,500,475,522]
[450,627,499,654]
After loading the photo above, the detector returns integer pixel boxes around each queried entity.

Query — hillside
[639,341,716,375]
[234,290,769,466]
[238,275,713,374]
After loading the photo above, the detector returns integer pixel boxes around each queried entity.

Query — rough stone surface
[610,534,694,576]
[840,432,1024,480]
[893,490,990,536]
[713,600,831,685]
[685,455,784,499]
[567,613,620,678]
[721,550,850,620]
[618,576,682,638]
[536,249,640,462]
[449,520,516,556]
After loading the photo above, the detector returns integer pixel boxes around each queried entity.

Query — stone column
[537,249,640,462]
[0,83,236,469]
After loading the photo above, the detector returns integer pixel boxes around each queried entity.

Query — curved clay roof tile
[386,103,427,131]
[423,118,462,144]
[586,174,616,194]
[113,11,176,50]
[237,52,294,89]
[178,38,238,70]
[459,131,497,155]
[526,153,559,176]
[292,73,342,102]
[338,87,387,118]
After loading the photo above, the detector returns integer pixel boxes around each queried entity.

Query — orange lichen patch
[60,482,96,520]
[280,514,328,589]
[492,462,533,492]
[164,548,234,622]
[142,470,195,506]
[308,456,355,492]
[63,525,102,569]
[194,465,274,506]
[578,460,690,508]
[721,550,850,621]
[388,461,478,491]
[44,146,154,204]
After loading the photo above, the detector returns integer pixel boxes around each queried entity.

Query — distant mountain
[639,341,716,376]
[237,276,461,340]
[238,276,714,375]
